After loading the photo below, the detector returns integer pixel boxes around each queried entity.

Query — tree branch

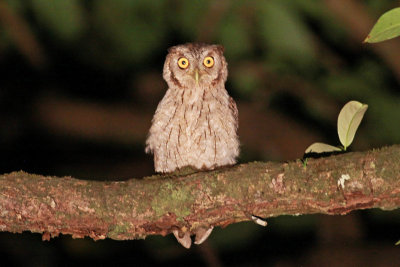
[1,145,399,241]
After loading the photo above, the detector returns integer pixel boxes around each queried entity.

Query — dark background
[0,0,399,266]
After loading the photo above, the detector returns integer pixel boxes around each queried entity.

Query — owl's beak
[193,68,200,85]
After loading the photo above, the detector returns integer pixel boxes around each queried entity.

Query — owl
[145,43,240,248]
[146,43,239,173]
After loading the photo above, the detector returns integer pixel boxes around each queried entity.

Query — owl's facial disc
[172,51,219,87]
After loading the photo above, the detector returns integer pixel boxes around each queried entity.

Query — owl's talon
[194,226,214,245]
[172,230,192,249]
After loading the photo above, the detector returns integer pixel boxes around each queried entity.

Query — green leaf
[337,101,368,150]
[364,7,400,43]
[305,142,341,154]
[396,240,400,245]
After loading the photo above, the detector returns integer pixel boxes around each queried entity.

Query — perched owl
[146,43,239,173]
[145,43,239,248]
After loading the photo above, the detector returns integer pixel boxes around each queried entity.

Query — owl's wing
[229,96,239,131]
[145,90,175,154]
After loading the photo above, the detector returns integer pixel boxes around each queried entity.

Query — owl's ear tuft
[215,45,225,54]
[167,45,178,54]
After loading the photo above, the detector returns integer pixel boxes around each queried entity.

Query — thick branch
[0,145,399,241]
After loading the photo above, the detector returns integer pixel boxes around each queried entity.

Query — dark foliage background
[0,0,399,266]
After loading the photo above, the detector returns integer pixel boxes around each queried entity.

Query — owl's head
[163,43,228,89]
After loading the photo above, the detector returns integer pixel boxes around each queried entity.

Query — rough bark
[0,145,399,241]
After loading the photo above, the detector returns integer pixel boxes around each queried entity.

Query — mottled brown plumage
[146,43,239,173]
[145,43,240,247]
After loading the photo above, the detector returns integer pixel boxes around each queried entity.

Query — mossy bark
[0,145,399,241]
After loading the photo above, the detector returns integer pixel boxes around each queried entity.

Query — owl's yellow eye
[178,57,189,69]
[203,56,214,68]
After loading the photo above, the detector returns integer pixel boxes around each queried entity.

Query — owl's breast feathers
[146,86,239,173]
